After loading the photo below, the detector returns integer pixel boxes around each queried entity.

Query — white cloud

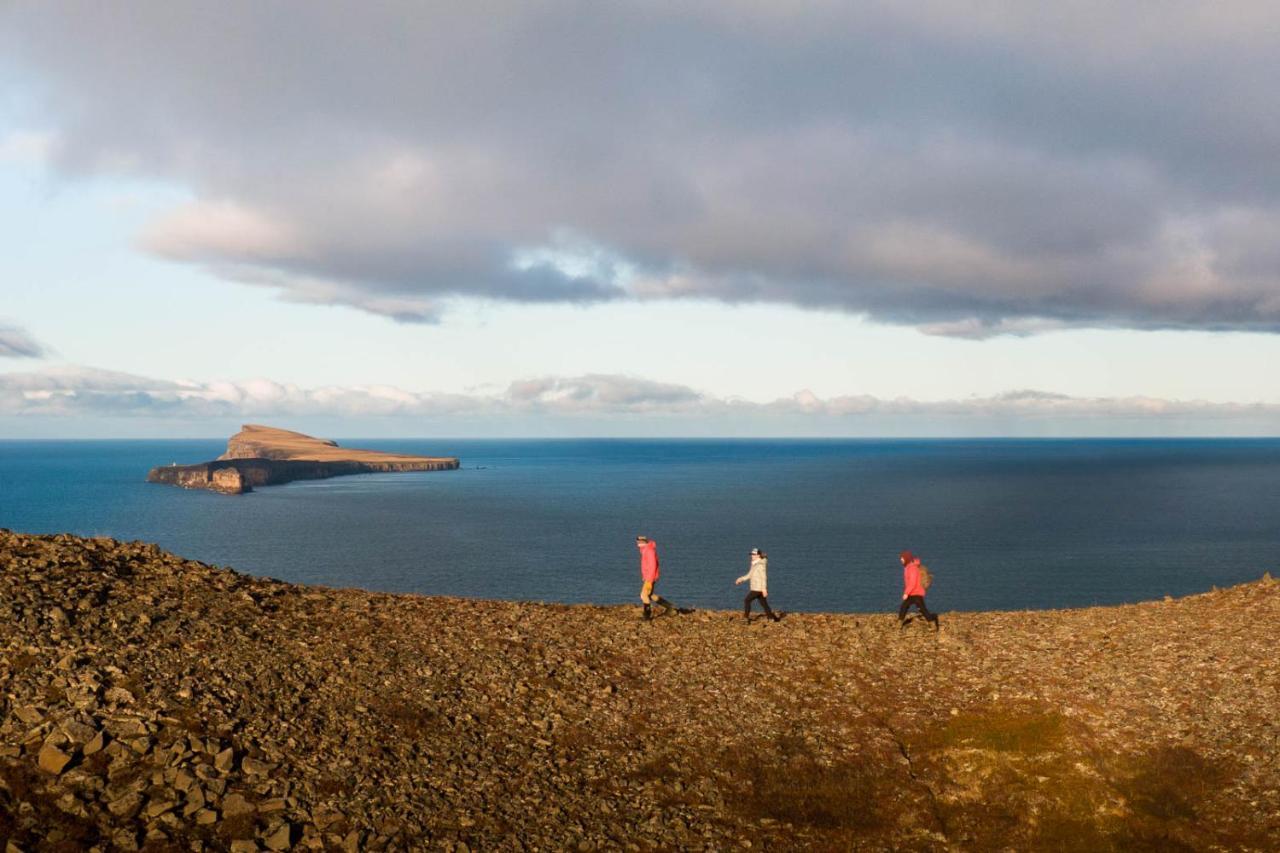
[2,366,1277,436]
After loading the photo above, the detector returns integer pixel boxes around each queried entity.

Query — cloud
[0,130,54,164]
[6,3,1280,333]
[0,324,48,358]
[0,369,704,419]
[507,375,704,411]
[3,367,1278,436]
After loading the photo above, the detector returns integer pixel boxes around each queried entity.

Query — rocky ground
[2,530,1278,851]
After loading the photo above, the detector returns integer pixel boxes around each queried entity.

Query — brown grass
[221,424,455,464]
[925,705,1067,753]
[725,734,883,831]
[1111,745,1222,822]
[910,707,1235,852]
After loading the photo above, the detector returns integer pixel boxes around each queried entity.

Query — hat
[636,535,649,543]
[899,550,916,564]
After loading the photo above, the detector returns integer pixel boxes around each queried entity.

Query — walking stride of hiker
[637,535,677,620]
[898,549,939,630]
[736,548,780,622]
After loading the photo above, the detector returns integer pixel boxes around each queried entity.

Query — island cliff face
[146,425,459,494]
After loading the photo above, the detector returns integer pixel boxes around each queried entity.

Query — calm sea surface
[1,439,1278,613]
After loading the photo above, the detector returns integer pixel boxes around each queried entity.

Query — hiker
[636,535,677,620]
[736,548,780,622]
[898,550,939,630]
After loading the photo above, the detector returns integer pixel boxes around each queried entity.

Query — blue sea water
[1,438,1278,613]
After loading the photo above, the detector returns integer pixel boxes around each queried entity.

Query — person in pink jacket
[636,535,678,620]
[897,549,938,630]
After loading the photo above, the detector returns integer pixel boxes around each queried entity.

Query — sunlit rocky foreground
[2,529,1277,850]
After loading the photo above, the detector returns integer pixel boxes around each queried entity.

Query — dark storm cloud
[5,2,1280,333]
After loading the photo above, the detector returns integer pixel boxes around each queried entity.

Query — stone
[257,797,287,814]
[107,793,143,819]
[13,706,43,725]
[214,747,236,772]
[241,756,274,776]
[37,741,73,775]
[222,792,255,818]
[263,823,293,850]
[143,798,176,819]
[82,729,107,756]
[173,769,195,792]
[111,829,141,852]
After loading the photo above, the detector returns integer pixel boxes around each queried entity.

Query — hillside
[1,530,1277,850]
[216,425,450,465]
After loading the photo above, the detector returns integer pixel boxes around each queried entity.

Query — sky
[1,1,1278,438]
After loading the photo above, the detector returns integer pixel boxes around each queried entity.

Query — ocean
[2,438,1278,613]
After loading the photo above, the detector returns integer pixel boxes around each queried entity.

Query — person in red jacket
[636,535,678,620]
[898,550,938,630]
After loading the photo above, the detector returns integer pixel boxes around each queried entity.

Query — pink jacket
[903,559,926,598]
[639,540,660,582]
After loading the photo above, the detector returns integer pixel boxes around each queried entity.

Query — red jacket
[639,540,660,582]
[903,559,926,598]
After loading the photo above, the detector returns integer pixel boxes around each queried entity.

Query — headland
[146,425,459,494]
[2,530,1277,849]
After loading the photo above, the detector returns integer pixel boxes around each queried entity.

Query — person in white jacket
[736,548,781,622]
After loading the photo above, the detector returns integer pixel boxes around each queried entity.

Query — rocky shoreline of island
[2,529,1277,850]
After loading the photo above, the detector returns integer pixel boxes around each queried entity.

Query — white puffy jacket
[737,556,768,594]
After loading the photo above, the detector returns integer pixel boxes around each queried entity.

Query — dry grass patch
[912,706,1238,851]
[1110,745,1222,823]
[925,704,1067,754]
[725,734,884,832]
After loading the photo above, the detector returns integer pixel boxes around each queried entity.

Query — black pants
[744,590,776,619]
[898,595,938,626]
[643,596,675,620]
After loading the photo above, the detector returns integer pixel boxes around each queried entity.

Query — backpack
[918,564,933,591]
